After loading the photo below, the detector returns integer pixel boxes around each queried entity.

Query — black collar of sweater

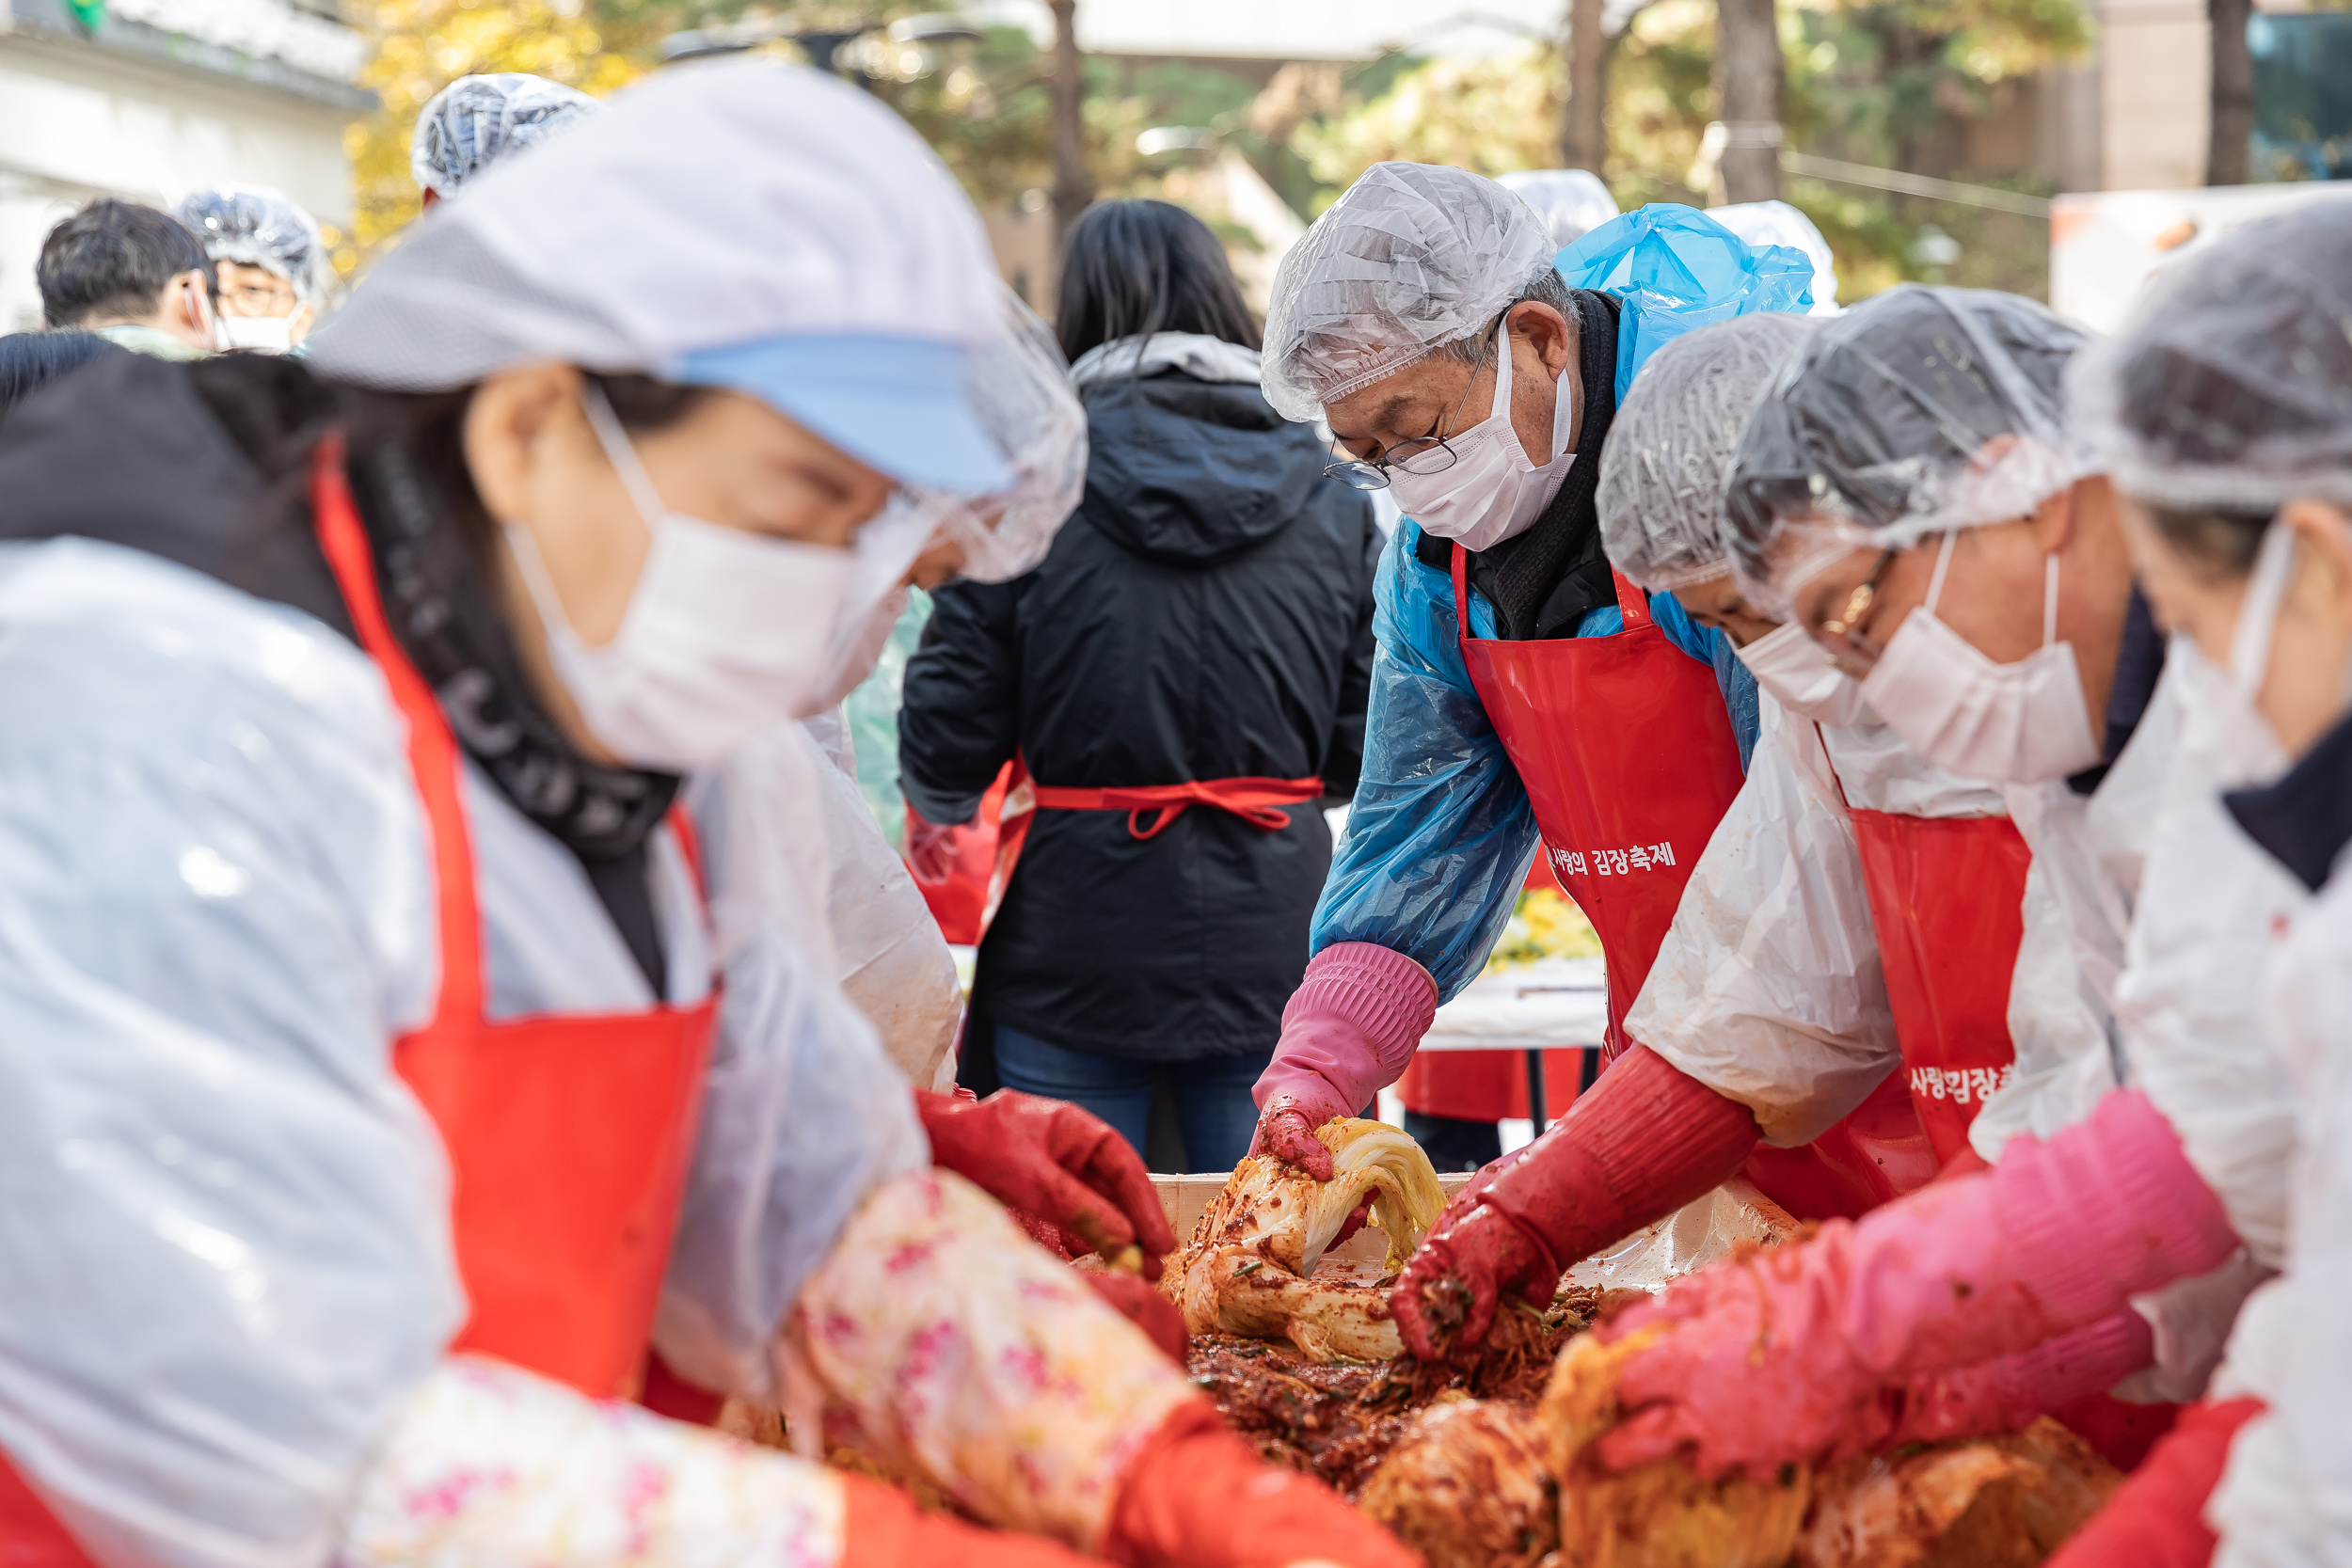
[1413,289,1623,641]
[2224,706,2352,895]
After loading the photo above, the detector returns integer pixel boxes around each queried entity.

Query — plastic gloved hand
[1595,1091,2241,1481]
[1104,1402,1422,1568]
[905,809,960,883]
[915,1088,1177,1280]
[1392,1046,1760,1361]
[1248,943,1438,1180]
[1887,1310,2154,1448]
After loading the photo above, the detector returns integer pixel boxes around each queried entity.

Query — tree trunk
[1049,0,1094,242]
[2206,0,2253,185]
[1561,0,1609,172]
[1716,0,1784,203]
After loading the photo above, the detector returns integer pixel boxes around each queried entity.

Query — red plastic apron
[4,440,723,1563]
[974,757,1324,943]
[1817,728,2034,1166]
[1413,552,1935,1219]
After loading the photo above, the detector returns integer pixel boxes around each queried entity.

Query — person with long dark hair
[898,198,1380,1172]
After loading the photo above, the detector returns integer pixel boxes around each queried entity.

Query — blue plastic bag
[1555,203,1816,404]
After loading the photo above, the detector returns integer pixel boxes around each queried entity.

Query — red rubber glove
[1082,1271,1191,1365]
[2042,1398,2265,1568]
[1596,1091,2241,1481]
[844,1469,1102,1567]
[1391,1046,1759,1360]
[1248,943,1438,1180]
[1104,1402,1421,1568]
[915,1088,1178,1280]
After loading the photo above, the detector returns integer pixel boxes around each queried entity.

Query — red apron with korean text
[1819,731,2034,1165]
[1420,553,1935,1218]
[3,440,723,1564]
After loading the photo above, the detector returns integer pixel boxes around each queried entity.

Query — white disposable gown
[1630,692,2008,1146]
[2207,823,2352,1567]
[0,537,927,1568]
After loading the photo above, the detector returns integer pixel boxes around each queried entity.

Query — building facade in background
[0,0,370,330]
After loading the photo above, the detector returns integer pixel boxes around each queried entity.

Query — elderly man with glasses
[1244,166,1886,1338]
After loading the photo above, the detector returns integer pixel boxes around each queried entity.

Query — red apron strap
[1027,776,1326,839]
[309,436,485,1024]
[1449,541,1473,644]
[1611,568,1653,628]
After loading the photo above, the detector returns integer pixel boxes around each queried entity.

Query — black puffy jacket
[898,364,1378,1064]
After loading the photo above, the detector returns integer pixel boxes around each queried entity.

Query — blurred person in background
[34,198,215,358]
[898,198,1379,1173]
[0,329,124,420]
[1495,167,1619,251]
[174,184,336,352]
[412,71,602,208]
[0,62,1409,1568]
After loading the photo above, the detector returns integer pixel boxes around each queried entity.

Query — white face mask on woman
[1387,321,1577,552]
[503,386,852,773]
[1859,531,2102,784]
[1738,619,1874,727]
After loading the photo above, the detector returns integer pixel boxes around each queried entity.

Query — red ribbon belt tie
[1027,775,1325,840]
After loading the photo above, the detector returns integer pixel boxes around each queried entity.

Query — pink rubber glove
[1597,1091,2239,1481]
[1885,1310,2154,1448]
[1248,942,1438,1180]
[1392,1047,1759,1360]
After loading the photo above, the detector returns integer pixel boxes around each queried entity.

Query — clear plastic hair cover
[932,284,1088,583]
[1260,162,1557,421]
[172,183,334,306]
[2070,199,2352,516]
[1722,284,2094,603]
[410,71,602,197]
[1598,310,1818,589]
[1495,167,1621,251]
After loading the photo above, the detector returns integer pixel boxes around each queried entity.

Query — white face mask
[1387,320,1578,552]
[503,386,853,773]
[218,314,294,354]
[1738,619,1874,726]
[1859,531,2102,784]
[2176,518,2299,788]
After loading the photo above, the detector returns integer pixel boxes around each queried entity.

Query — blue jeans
[993,1026,1272,1173]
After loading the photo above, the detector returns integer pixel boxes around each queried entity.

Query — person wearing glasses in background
[1244,167,1899,1232]
[174,185,336,353]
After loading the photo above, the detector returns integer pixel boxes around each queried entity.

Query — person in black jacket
[898,198,1378,1171]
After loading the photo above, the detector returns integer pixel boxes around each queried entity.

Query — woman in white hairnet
[411,71,602,207]
[173,184,333,351]
[1399,309,2160,1460]
[1530,277,2304,1486]
[2011,198,2352,1568]
[0,60,1411,1568]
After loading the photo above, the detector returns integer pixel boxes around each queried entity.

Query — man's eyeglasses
[1322,321,1499,491]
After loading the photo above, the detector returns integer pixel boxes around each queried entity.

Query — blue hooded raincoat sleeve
[1308,205,1807,1000]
